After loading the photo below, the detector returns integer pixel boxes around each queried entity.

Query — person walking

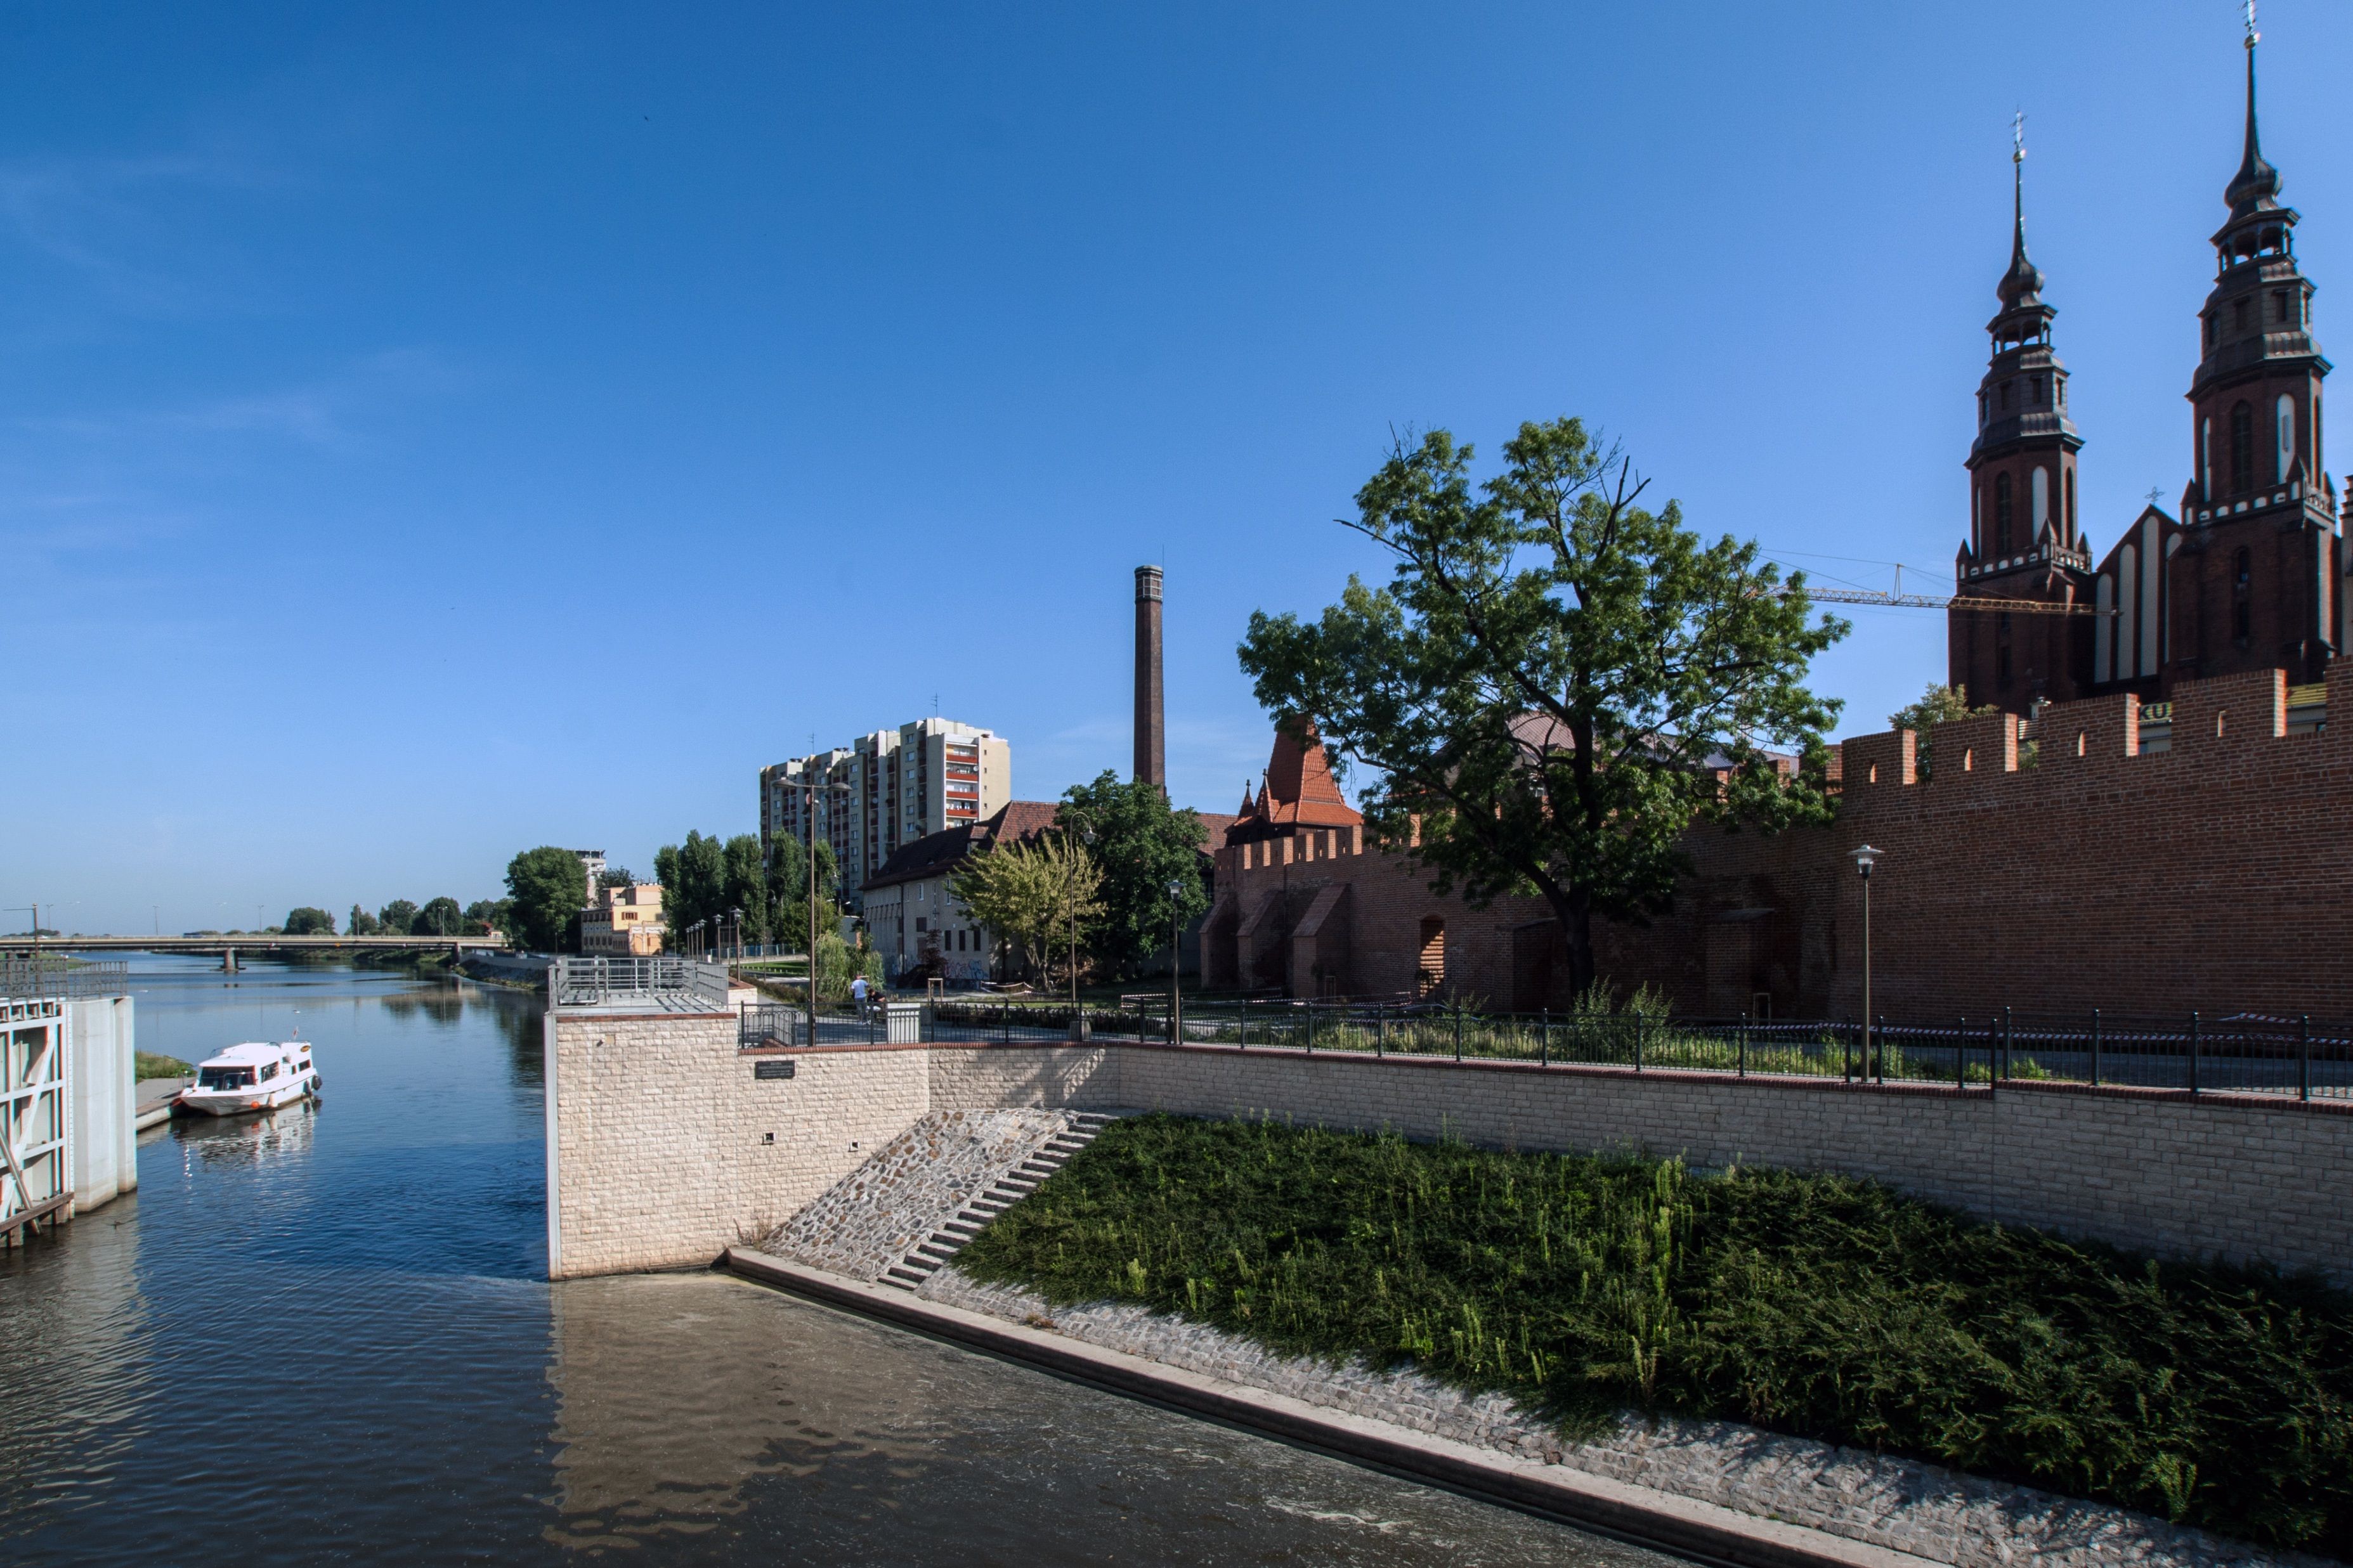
[850,973,870,1020]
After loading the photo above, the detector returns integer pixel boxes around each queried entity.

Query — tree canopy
[348,904,380,936]
[1238,417,1846,995]
[1058,772,1209,978]
[413,896,464,936]
[376,899,419,936]
[949,836,1102,987]
[655,831,767,947]
[1886,682,2000,782]
[766,832,840,952]
[504,846,587,952]
[283,907,336,936]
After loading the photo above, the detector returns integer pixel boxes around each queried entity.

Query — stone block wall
[544,1011,928,1279]
[548,1023,2353,1285]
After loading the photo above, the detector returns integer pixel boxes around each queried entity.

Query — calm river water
[1,956,1667,1566]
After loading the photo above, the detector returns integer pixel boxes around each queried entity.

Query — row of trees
[280,898,507,938]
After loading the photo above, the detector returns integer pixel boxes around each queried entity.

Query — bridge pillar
[221,947,237,974]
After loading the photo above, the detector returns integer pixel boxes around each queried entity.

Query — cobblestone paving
[919,1269,2316,1568]
[760,1109,1075,1281]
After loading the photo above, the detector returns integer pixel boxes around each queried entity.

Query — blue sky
[5,2,2345,933]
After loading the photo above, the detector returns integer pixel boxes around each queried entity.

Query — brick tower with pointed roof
[1223,719,1362,848]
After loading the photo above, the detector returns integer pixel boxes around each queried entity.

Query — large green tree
[347,905,381,936]
[949,836,1102,987]
[463,898,512,937]
[377,898,419,936]
[653,831,767,947]
[283,906,336,935]
[766,832,839,952]
[1059,772,1209,978]
[1238,417,1847,995]
[504,846,587,952]
[413,896,464,936]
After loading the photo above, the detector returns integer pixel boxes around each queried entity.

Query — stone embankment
[761,1109,1090,1283]
[913,1266,2309,1568]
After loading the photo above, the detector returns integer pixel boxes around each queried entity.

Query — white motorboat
[178,1041,320,1118]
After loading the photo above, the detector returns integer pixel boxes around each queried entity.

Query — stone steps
[879,1113,1115,1292]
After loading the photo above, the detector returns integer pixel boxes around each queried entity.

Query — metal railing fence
[727,992,2353,1105]
[552,956,731,1011]
[0,958,129,999]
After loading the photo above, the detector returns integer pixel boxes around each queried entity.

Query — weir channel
[0,955,1667,1566]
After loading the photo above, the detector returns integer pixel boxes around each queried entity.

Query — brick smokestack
[1134,565,1166,789]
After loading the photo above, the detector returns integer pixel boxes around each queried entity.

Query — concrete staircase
[881,1111,1114,1292]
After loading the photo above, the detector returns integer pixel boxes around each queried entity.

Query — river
[1,956,1669,1565]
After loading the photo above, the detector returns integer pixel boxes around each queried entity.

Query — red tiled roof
[1227,719,1362,844]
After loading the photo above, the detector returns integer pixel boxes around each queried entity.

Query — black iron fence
[734,992,2353,1106]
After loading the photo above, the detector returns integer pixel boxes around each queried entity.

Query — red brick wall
[1204,662,2353,1020]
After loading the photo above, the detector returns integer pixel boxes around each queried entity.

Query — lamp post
[797,775,854,1046]
[1853,845,1880,1079]
[727,907,743,963]
[1059,808,1095,1036]
[1168,878,1183,1045]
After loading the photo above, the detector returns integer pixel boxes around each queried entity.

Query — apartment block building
[580,883,665,957]
[759,718,1010,911]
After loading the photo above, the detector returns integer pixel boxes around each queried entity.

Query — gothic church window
[2278,396,2297,483]
[2231,402,2254,493]
[2000,382,2012,412]
[1996,612,2013,689]
[2235,298,2251,331]
[2065,469,2075,533]
[2275,290,2291,325]
[2234,548,2253,645]
[2201,418,2213,500]
[1994,473,2014,555]
[2031,466,2049,535]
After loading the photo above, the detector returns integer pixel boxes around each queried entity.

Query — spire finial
[1996,112,2043,310]
[2226,1,2279,219]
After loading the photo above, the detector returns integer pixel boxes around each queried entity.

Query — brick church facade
[1951,31,2342,713]
[1202,32,2353,1021]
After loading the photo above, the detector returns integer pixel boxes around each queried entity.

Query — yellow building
[582,884,666,957]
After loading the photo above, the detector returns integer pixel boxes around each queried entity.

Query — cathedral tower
[2170,16,2338,684]
[1951,129,2096,711]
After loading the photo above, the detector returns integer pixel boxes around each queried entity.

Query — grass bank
[135,1052,192,1079]
[955,1114,2353,1555]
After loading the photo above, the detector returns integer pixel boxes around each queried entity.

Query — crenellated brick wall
[1199,663,2353,1020]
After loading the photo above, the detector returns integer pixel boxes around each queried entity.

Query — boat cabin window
[259,1063,278,1082]
[199,1067,256,1089]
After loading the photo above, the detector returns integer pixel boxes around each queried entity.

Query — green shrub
[957,1114,2353,1553]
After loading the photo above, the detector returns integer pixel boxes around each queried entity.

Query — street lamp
[1060,807,1095,1037]
[1853,845,1880,1080]
[1168,878,1183,1046]
[728,907,743,962]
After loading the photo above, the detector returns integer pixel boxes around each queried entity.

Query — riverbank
[945,1113,2353,1559]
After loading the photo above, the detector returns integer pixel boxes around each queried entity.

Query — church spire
[2226,3,2281,223]
[1997,112,2043,310]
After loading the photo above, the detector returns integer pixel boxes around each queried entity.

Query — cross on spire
[2245,0,2259,48]
[2012,109,2026,164]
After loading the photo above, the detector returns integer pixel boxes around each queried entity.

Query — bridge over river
[0,933,511,972]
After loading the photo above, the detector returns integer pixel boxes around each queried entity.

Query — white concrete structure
[3,990,136,1246]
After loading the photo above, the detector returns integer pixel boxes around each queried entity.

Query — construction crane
[1802,585,2113,617]
[1772,562,2117,617]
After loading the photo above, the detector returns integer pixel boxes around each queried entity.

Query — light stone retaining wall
[546,1020,2353,1284]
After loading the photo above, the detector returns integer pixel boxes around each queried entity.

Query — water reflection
[10,958,1662,1567]
[547,1274,1667,1566]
